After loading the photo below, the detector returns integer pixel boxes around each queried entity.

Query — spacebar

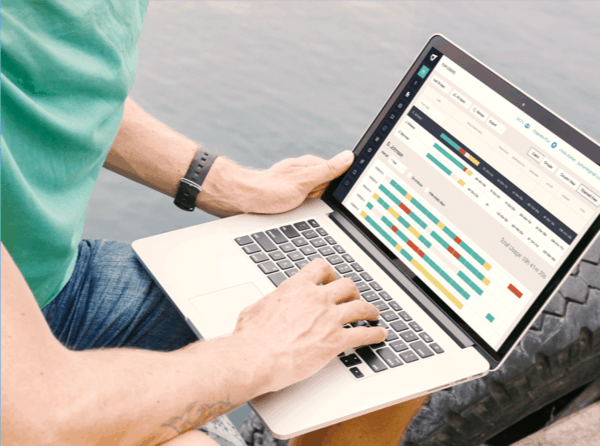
[355,347,388,373]
[268,272,287,287]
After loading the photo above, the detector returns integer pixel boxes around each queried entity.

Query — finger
[322,278,360,304]
[304,151,354,188]
[344,326,388,350]
[292,258,336,285]
[338,299,380,325]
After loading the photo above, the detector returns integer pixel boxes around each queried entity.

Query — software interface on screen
[334,50,600,350]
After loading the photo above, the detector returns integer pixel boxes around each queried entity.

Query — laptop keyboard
[235,219,445,379]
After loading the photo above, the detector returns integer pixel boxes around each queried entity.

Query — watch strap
[174,149,218,211]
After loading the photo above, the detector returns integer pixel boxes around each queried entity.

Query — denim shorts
[41,239,246,446]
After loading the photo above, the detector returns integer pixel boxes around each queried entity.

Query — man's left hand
[197,151,354,217]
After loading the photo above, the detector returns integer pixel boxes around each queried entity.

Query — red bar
[391,225,398,233]
[508,284,523,298]
[459,148,467,155]
[463,167,468,172]
[407,240,420,254]
[454,236,462,244]
[399,203,411,215]
[417,249,425,258]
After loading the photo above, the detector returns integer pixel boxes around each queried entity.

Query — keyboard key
[308,219,320,228]
[370,341,386,350]
[288,251,304,261]
[390,320,409,332]
[324,236,337,245]
[292,237,309,247]
[277,259,294,270]
[362,291,379,302]
[370,281,383,292]
[250,252,269,263]
[343,272,361,282]
[318,246,335,256]
[308,254,323,262]
[369,318,389,329]
[301,245,317,255]
[293,221,311,231]
[310,238,327,248]
[342,254,355,263]
[400,331,419,342]
[376,347,403,368]
[386,331,399,342]
[280,225,300,238]
[430,343,445,354]
[389,301,402,312]
[235,235,253,246]
[280,242,296,253]
[339,353,362,367]
[295,259,310,269]
[269,251,286,261]
[243,244,261,254]
[351,320,370,327]
[333,245,346,254]
[251,232,278,252]
[349,367,364,379]
[285,268,299,277]
[356,282,370,292]
[399,311,413,321]
[266,228,287,244]
[268,272,287,287]
[381,310,399,322]
[373,301,390,312]
[302,230,318,239]
[409,322,422,332]
[327,255,344,265]
[355,347,388,373]
[400,350,419,363]
[360,272,373,282]
[390,340,409,352]
[379,291,392,301]
[350,263,364,272]
[316,227,328,236]
[258,262,279,274]
[410,341,434,358]
[335,264,353,274]
[419,332,433,343]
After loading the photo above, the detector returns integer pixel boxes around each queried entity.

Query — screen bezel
[322,34,600,366]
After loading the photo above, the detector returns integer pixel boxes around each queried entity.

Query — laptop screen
[329,38,600,356]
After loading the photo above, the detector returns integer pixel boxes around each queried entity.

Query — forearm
[104,98,258,216]
[54,335,272,446]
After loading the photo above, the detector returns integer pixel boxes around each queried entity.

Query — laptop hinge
[329,211,474,349]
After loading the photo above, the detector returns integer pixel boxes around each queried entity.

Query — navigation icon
[430,54,438,62]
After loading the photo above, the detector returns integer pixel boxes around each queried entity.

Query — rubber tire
[239,238,600,446]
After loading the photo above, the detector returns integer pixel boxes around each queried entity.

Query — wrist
[195,157,260,217]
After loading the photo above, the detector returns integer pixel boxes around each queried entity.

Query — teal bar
[440,133,461,151]
[390,179,407,196]
[366,215,397,247]
[410,212,427,229]
[419,236,432,248]
[426,153,452,175]
[443,226,456,239]
[366,202,374,210]
[400,249,413,262]
[458,271,483,295]
[486,313,495,323]
[382,216,409,243]
[422,255,470,299]
[376,196,390,209]
[463,262,485,281]
[379,184,401,205]
[431,231,449,249]
[434,143,466,171]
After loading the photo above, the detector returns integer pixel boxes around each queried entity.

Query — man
[1,2,426,445]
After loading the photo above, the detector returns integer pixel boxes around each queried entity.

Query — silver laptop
[133,35,600,439]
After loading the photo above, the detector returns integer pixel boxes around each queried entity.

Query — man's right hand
[231,259,388,393]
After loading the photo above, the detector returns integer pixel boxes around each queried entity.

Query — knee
[161,430,220,446]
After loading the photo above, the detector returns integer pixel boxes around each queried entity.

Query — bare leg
[160,430,219,446]
[288,395,428,446]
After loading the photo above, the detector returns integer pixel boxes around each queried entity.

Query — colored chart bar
[457,271,483,296]
[508,284,523,298]
[379,185,427,229]
[486,313,495,323]
[440,133,481,166]
[433,142,467,171]
[374,192,432,248]
[426,153,452,176]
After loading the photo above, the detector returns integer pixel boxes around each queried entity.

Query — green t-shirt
[1,0,149,308]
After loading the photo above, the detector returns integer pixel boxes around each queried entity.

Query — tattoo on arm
[160,397,234,435]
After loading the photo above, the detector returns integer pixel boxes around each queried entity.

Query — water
[82,1,600,429]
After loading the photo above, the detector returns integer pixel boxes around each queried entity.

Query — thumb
[307,151,355,185]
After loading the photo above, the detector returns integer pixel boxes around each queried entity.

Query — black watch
[174,149,219,211]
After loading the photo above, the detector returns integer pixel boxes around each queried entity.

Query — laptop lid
[322,35,600,368]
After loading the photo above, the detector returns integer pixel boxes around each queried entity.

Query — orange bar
[391,225,398,233]
[508,284,523,298]
[399,202,411,215]
[454,236,462,244]
[459,148,466,155]
[407,240,420,254]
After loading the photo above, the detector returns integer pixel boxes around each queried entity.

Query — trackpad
[189,283,264,339]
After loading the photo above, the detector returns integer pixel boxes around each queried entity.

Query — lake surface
[82,0,600,429]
